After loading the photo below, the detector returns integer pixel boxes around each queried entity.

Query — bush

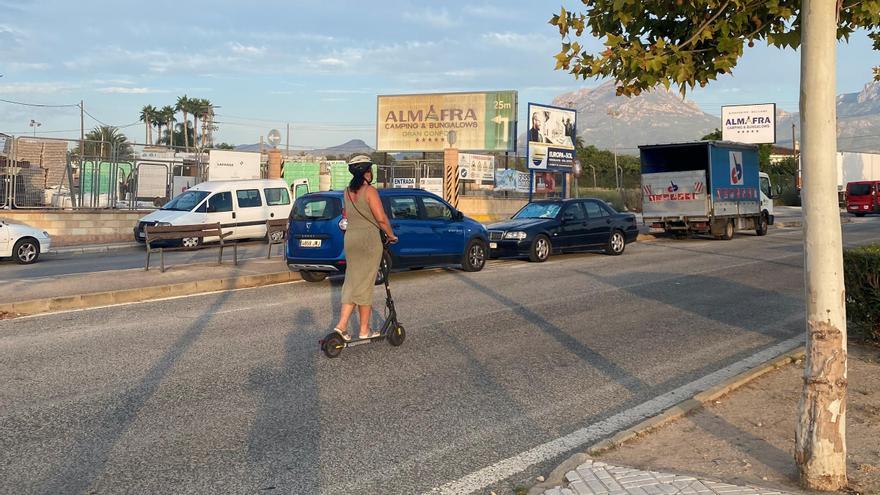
[579,188,642,212]
[844,244,880,344]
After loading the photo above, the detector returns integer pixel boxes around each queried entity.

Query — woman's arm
[366,188,397,241]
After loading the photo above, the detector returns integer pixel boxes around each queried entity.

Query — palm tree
[139,105,157,144]
[194,98,213,148]
[76,125,133,160]
[175,95,190,150]
[159,105,176,147]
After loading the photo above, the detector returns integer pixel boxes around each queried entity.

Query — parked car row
[285,189,639,282]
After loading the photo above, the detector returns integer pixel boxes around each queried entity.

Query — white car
[0,218,51,264]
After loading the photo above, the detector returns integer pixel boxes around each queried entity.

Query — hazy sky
[1,0,877,149]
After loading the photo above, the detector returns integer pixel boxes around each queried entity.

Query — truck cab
[759,172,775,225]
[845,180,880,216]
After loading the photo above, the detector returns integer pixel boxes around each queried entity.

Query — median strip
[0,270,301,318]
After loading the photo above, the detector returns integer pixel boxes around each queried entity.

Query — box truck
[640,141,775,239]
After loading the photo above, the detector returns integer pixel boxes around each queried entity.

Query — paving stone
[542,461,796,495]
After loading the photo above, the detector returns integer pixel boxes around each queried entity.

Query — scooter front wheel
[387,325,406,347]
[322,333,345,358]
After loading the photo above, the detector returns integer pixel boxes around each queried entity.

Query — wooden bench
[144,223,237,272]
[266,218,289,259]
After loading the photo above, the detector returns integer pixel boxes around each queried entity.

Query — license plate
[137,232,145,238]
[489,242,498,249]
[649,227,665,233]
[300,239,321,248]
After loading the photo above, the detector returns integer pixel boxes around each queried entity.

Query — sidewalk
[1,256,297,316]
[537,344,880,495]
[45,241,140,256]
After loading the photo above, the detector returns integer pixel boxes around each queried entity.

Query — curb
[46,242,141,256]
[0,271,300,318]
[527,346,805,495]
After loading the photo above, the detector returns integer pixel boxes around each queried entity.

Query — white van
[134,179,291,246]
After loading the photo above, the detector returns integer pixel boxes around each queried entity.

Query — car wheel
[529,235,551,262]
[375,250,392,286]
[756,214,769,236]
[13,238,40,264]
[605,230,626,255]
[461,239,487,272]
[180,236,201,248]
[300,270,328,283]
[715,219,735,240]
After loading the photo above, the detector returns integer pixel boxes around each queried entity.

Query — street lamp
[606,108,626,210]
[29,119,41,137]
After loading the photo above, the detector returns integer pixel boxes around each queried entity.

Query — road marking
[425,335,803,495]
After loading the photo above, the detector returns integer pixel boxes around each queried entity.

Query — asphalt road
[1,219,878,495]
[0,241,280,282]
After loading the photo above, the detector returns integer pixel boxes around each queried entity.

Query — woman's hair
[349,169,369,192]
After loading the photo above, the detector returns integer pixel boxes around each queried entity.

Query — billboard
[377,91,517,152]
[208,150,261,181]
[721,103,776,144]
[527,103,577,171]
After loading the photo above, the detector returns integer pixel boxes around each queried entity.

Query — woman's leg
[335,303,356,334]
[357,304,372,338]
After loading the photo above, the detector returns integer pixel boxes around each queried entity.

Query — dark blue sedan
[286,189,489,282]
[487,198,638,262]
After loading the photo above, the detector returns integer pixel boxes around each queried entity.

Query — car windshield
[848,183,873,196]
[161,190,210,211]
[514,202,562,219]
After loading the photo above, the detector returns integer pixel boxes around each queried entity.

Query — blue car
[286,189,489,282]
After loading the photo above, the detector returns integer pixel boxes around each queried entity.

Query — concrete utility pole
[795,0,848,490]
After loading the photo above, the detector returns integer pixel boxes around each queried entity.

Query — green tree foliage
[550,1,879,95]
[213,142,235,150]
[74,126,133,160]
[575,143,640,188]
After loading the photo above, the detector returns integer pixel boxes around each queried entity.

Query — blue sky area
[1,0,877,149]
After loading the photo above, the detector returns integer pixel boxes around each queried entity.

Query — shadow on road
[36,289,235,494]
[246,307,322,494]
[451,272,650,395]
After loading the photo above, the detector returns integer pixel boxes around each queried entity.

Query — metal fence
[0,134,211,210]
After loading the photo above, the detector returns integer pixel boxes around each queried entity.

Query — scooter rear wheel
[322,333,345,358]
[387,325,406,347]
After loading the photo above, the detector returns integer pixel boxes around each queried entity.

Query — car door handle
[232,212,237,219]
[270,213,274,218]
[606,219,611,224]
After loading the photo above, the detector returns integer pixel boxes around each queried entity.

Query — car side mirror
[206,205,217,213]
[452,210,464,221]
[562,213,576,222]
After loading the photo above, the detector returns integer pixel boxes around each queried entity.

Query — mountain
[307,139,374,157]
[775,81,880,153]
[544,80,719,155]
[233,139,374,156]
[543,79,880,155]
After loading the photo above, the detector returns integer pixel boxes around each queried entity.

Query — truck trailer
[640,141,775,239]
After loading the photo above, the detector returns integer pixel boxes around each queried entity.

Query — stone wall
[1,210,150,246]
[458,196,525,224]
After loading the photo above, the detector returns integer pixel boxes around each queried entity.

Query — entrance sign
[377,91,517,152]
[721,103,776,144]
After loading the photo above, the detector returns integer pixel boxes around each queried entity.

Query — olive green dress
[341,188,383,306]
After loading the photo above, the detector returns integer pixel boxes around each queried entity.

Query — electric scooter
[320,235,405,358]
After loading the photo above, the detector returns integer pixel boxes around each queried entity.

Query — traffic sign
[267,129,282,147]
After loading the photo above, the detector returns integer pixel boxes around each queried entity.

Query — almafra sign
[721,103,776,144]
